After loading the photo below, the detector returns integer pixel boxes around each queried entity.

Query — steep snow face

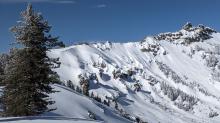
[48,25,220,123]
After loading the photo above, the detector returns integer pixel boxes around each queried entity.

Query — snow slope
[0,84,131,123]
[47,84,131,123]
[47,24,220,123]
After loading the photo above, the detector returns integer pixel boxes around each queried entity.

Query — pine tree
[90,92,94,98]
[115,101,118,110]
[79,76,89,96]
[82,81,89,96]
[76,86,82,93]
[0,66,4,85]
[66,80,75,90]
[3,49,35,116]
[0,53,9,85]
[2,4,64,116]
[103,100,110,106]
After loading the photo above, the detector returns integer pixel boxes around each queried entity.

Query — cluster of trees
[160,82,198,111]
[209,111,219,118]
[140,43,160,56]
[77,73,101,96]
[65,80,111,107]
[205,55,218,68]
[134,82,142,92]
[112,69,132,80]
[65,78,147,123]
[156,61,189,86]
[66,80,82,94]
[0,4,64,116]
[145,75,159,86]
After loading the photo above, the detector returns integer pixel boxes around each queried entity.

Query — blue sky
[0,0,220,53]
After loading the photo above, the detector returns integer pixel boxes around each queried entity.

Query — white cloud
[94,4,107,8]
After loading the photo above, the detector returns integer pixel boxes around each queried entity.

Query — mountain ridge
[48,23,220,123]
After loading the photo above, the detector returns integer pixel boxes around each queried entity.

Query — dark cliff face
[154,23,216,44]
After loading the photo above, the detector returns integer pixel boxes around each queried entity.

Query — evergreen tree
[115,101,118,110]
[76,86,82,93]
[66,80,75,90]
[3,49,35,116]
[0,53,9,85]
[79,76,89,96]
[103,100,110,106]
[82,81,89,96]
[2,4,64,116]
[0,66,4,85]
[90,92,94,98]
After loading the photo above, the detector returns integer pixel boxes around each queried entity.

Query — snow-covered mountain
[46,23,220,123]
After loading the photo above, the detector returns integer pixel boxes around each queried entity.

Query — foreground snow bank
[48,84,130,123]
[0,84,130,123]
[0,117,101,123]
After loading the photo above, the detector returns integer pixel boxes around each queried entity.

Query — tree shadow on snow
[0,116,103,122]
[89,82,115,91]
[100,73,111,81]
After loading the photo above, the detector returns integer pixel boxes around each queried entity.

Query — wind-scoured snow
[47,24,220,123]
